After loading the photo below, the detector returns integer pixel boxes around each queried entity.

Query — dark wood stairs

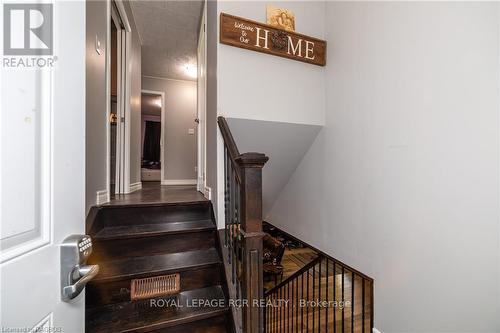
[85,201,232,333]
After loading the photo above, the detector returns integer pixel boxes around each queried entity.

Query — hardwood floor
[264,247,318,291]
[108,182,207,206]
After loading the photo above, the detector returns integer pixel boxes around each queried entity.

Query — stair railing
[218,116,269,333]
[264,251,374,333]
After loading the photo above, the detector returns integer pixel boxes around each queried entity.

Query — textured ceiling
[130,0,203,81]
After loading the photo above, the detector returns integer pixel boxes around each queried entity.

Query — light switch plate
[188,128,194,135]
[95,35,102,55]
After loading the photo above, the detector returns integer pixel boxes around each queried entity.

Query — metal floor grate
[130,273,180,300]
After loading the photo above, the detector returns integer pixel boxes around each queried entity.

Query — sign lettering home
[220,13,326,66]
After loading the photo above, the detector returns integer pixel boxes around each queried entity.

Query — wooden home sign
[220,13,326,66]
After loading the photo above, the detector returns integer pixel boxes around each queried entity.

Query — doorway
[141,91,165,184]
[127,1,205,194]
[107,0,131,197]
[109,19,118,196]
[197,4,207,197]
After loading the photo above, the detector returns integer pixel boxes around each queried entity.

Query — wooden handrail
[217,116,242,182]
[265,255,323,296]
[217,116,240,157]
[265,221,374,282]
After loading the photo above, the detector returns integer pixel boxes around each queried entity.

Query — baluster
[306,268,309,333]
[341,266,344,333]
[235,177,241,299]
[301,273,304,333]
[229,164,235,284]
[275,293,278,333]
[287,283,293,333]
[362,278,365,333]
[326,258,329,333]
[370,280,374,333]
[275,292,278,333]
[266,296,269,333]
[278,291,280,333]
[273,294,275,333]
[224,148,228,247]
[333,262,336,333]
[224,146,230,248]
[318,259,321,333]
[295,277,299,332]
[351,272,354,333]
[281,288,284,333]
[270,294,273,333]
[312,263,315,332]
[287,282,290,333]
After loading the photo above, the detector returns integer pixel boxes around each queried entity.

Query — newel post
[235,152,269,333]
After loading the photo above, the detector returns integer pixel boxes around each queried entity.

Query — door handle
[62,265,99,300]
[61,235,100,301]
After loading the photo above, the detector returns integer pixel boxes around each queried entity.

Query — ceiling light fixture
[184,64,197,79]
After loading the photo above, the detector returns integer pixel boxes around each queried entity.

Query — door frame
[141,90,165,184]
[197,2,208,198]
[106,0,132,199]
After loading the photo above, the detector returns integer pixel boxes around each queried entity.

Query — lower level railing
[218,116,374,333]
[265,254,374,333]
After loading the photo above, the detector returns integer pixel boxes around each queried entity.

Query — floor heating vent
[131,273,180,300]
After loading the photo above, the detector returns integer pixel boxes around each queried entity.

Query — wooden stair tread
[94,220,215,240]
[93,249,221,282]
[86,286,228,333]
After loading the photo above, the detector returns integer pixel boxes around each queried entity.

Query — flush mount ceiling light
[184,64,197,79]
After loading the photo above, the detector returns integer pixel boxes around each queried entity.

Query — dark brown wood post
[236,152,268,333]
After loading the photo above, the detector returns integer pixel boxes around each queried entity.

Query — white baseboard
[373,328,382,333]
[128,181,142,193]
[96,189,109,205]
[161,179,197,186]
[197,177,204,192]
[204,186,212,200]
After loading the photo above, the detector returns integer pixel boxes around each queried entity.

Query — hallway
[108,182,207,206]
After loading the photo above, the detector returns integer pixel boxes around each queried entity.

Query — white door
[196,3,207,195]
[1,1,86,332]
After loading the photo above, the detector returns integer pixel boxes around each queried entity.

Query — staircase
[85,201,232,333]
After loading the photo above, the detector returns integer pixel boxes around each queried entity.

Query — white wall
[227,118,321,216]
[85,0,107,211]
[268,2,500,332]
[124,2,143,188]
[206,0,219,214]
[217,1,325,125]
[213,1,327,227]
[142,77,198,182]
[85,0,141,211]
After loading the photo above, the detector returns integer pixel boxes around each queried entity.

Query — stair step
[90,229,216,261]
[149,314,230,333]
[93,248,221,283]
[93,202,212,230]
[86,265,223,308]
[86,286,228,333]
[94,220,215,240]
